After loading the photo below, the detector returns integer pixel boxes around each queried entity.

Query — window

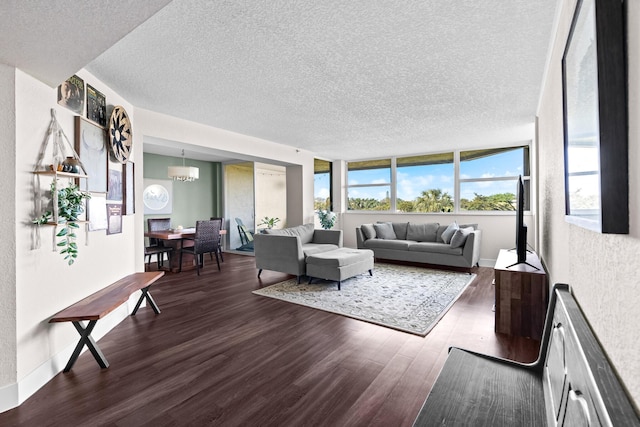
[397,153,454,212]
[347,159,391,211]
[314,159,333,211]
[346,144,531,213]
[459,146,530,211]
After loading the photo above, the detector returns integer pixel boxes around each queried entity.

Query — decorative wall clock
[108,106,132,163]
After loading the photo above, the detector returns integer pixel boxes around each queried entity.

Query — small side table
[494,249,549,340]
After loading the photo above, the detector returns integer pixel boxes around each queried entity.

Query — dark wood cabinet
[494,249,549,340]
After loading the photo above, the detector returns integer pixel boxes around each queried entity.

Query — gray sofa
[356,221,481,271]
[254,223,343,282]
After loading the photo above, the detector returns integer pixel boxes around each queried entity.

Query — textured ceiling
[2,1,558,161]
[0,0,172,87]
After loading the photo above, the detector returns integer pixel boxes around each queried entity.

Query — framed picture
[87,193,108,231]
[562,0,627,234]
[143,179,173,215]
[57,74,84,115]
[107,158,123,202]
[75,116,108,193]
[107,203,122,235]
[123,161,135,215]
[86,84,106,127]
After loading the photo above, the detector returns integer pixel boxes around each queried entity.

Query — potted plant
[317,210,336,229]
[33,181,91,265]
[257,216,281,229]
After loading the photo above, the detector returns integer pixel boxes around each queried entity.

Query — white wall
[537,0,639,406]
[255,163,287,228]
[0,64,17,390]
[2,68,143,411]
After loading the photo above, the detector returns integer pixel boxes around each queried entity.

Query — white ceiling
[2,0,558,162]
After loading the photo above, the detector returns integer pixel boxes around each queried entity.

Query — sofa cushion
[441,221,459,244]
[406,223,439,242]
[391,222,409,240]
[450,227,474,248]
[265,223,315,244]
[364,239,412,251]
[373,222,397,240]
[361,224,377,240]
[302,243,340,256]
[408,242,464,255]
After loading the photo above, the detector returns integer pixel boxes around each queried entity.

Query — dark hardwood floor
[1,254,540,426]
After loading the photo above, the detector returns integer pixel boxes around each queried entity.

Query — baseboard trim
[0,296,143,413]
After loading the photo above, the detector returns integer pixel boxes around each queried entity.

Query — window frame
[346,143,532,214]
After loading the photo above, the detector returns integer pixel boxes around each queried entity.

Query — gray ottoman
[306,248,374,290]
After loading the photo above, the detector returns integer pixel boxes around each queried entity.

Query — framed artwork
[107,203,122,235]
[143,179,173,215]
[123,161,135,215]
[87,193,108,231]
[561,0,628,233]
[57,74,84,115]
[86,84,106,127]
[107,158,123,202]
[75,116,107,193]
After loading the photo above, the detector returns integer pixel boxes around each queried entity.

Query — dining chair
[145,218,173,270]
[179,219,221,275]
[210,217,225,262]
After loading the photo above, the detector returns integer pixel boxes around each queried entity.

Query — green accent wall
[143,152,222,230]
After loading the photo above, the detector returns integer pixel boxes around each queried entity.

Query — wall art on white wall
[87,192,108,231]
[143,179,173,215]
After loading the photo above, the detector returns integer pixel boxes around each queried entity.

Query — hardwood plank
[0,255,540,426]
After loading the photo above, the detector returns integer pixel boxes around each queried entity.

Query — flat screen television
[515,175,528,264]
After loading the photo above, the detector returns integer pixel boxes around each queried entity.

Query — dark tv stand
[506,248,539,270]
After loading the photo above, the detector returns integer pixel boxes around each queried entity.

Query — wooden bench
[49,271,164,372]
[413,283,640,426]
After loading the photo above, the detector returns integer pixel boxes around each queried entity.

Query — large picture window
[459,146,530,211]
[347,159,391,211]
[396,153,454,212]
[347,144,530,213]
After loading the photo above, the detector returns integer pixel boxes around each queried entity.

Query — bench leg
[132,285,161,315]
[64,320,108,372]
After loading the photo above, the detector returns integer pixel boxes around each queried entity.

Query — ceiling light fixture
[168,149,199,182]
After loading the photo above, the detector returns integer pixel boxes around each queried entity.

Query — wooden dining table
[145,228,227,272]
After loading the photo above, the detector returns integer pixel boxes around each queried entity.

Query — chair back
[194,220,221,254]
[211,217,225,230]
[148,218,171,246]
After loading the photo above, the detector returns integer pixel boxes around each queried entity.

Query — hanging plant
[33,181,91,265]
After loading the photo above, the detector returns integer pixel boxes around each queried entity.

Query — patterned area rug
[253,263,476,336]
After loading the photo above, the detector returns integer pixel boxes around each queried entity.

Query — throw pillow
[441,221,459,244]
[406,223,439,242]
[450,227,473,248]
[373,222,397,240]
[361,224,376,240]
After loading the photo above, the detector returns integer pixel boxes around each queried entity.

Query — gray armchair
[254,223,342,283]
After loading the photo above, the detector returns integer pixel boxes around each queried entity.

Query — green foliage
[33,181,91,265]
[460,192,515,211]
[257,216,281,229]
[317,209,336,229]
[348,189,516,212]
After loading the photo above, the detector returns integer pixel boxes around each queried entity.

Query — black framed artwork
[123,161,135,215]
[562,0,628,233]
[86,84,106,127]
